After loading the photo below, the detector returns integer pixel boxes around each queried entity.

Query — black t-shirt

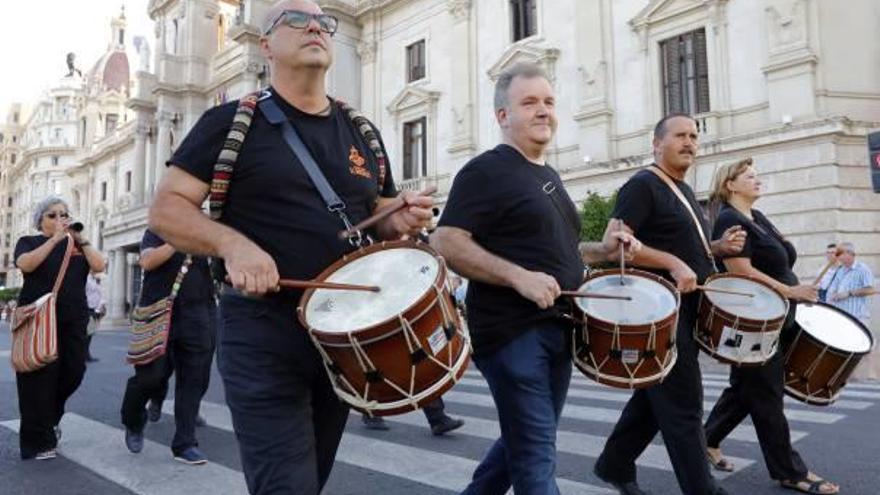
[138,229,214,306]
[14,235,89,309]
[612,166,716,284]
[713,204,798,286]
[169,88,396,296]
[438,144,583,355]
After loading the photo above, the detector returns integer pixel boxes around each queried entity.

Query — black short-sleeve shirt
[438,144,584,355]
[169,88,396,292]
[15,235,89,310]
[138,229,214,306]
[713,204,797,286]
[612,166,716,284]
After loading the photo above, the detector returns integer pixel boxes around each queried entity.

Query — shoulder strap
[51,235,75,295]
[647,166,714,261]
[524,167,581,239]
[166,255,192,305]
[209,90,263,221]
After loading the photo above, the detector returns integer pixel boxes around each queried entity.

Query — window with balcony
[406,40,426,83]
[402,117,428,180]
[660,28,710,115]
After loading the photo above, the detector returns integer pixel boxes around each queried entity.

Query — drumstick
[338,186,438,240]
[696,286,754,298]
[278,279,381,292]
[560,291,632,301]
[812,247,845,285]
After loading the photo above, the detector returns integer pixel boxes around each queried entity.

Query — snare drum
[784,302,874,405]
[298,240,470,416]
[695,274,789,366]
[572,269,680,389]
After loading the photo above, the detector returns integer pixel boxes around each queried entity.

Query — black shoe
[593,464,651,495]
[361,415,390,430]
[173,446,208,465]
[147,401,162,422]
[195,414,207,427]
[124,428,144,454]
[430,415,464,436]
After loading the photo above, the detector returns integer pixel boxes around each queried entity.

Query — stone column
[132,119,148,205]
[107,248,127,321]
[154,112,172,187]
[446,0,476,158]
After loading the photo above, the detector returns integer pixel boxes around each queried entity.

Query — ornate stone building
[1,0,877,326]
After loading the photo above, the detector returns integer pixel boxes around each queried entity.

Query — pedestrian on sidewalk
[13,195,105,460]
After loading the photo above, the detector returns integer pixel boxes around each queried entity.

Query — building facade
[1,0,877,326]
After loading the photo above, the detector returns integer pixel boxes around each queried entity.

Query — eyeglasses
[265,10,338,36]
[44,212,69,220]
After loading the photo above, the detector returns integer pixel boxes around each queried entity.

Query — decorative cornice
[447,0,471,22]
[486,42,561,83]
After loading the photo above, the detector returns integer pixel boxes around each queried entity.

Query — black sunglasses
[45,212,70,220]
[265,10,338,36]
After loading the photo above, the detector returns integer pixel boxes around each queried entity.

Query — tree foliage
[579,191,617,242]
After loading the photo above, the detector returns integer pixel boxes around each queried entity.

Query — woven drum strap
[52,235,75,295]
[209,90,388,220]
[209,91,261,220]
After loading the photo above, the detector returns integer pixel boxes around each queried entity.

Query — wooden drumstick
[278,279,381,292]
[338,186,438,240]
[696,285,754,298]
[560,291,632,301]
[812,246,845,285]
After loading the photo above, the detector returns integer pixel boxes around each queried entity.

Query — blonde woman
[703,160,839,494]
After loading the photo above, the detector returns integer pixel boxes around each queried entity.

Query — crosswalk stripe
[384,410,755,480]
[453,380,844,424]
[459,377,871,411]
[0,414,248,495]
[171,400,613,494]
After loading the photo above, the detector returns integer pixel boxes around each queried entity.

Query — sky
[0,0,153,121]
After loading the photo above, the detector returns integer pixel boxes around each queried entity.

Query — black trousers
[16,304,89,459]
[218,293,349,495]
[121,299,215,454]
[704,338,808,481]
[596,294,721,495]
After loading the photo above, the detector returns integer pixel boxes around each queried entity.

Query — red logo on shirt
[349,146,372,179]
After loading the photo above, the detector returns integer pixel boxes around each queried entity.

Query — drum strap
[258,96,364,245]
[648,166,714,261]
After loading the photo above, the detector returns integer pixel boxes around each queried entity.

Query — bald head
[263,0,322,34]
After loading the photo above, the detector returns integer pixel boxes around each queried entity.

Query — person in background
[85,271,105,362]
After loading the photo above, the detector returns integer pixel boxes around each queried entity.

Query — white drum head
[304,248,440,333]
[576,274,677,325]
[704,277,787,321]
[795,303,872,353]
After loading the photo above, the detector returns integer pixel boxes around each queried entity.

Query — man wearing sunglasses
[148,1,433,494]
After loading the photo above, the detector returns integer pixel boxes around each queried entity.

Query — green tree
[579,191,617,242]
[0,287,21,302]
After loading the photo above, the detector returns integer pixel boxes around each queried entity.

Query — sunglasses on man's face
[266,10,338,36]
[45,212,69,220]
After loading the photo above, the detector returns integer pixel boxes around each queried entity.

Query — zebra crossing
[1,365,878,495]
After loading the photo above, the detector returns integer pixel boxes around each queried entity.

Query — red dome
[102,52,130,92]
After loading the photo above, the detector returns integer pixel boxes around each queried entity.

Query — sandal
[706,448,735,472]
[780,477,839,494]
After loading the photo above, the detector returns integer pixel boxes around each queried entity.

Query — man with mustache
[432,63,640,495]
[148,1,433,493]
[592,114,745,495]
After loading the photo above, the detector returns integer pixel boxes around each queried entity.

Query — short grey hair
[32,195,68,231]
[839,242,856,254]
[493,62,549,111]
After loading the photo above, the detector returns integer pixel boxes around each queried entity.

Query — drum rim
[793,300,874,355]
[297,239,448,337]
[701,272,790,325]
[574,268,681,331]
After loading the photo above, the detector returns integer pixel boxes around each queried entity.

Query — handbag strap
[647,166,714,261]
[52,235,75,295]
[166,255,193,305]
